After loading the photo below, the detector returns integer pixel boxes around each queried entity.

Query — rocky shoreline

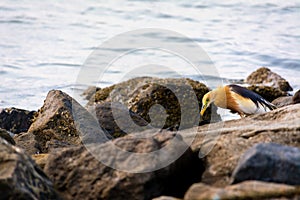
[0,67,300,200]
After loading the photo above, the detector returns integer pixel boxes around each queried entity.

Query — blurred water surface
[1,0,299,113]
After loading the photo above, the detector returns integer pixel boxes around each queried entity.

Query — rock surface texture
[0,138,61,200]
[232,143,300,185]
[43,131,203,200]
[184,181,300,200]
[246,67,293,91]
[0,107,35,134]
[85,77,221,130]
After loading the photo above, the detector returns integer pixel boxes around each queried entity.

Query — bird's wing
[229,84,276,111]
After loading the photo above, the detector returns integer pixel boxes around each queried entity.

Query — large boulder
[85,77,221,130]
[232,143,300,185]
[184,181,300,200]
[188,104,300,187]
[0,107,35,134]
[293,89,300,104]
[14,132,40,155]
[246,67,293,91]
[0,138,61,199]
[43,130,204,200]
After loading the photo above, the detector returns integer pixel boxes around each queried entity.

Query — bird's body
[200,84,276,117]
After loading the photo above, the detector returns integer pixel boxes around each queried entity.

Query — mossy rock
[87,77,221,131]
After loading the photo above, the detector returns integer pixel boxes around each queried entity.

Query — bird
[200,84,277,117]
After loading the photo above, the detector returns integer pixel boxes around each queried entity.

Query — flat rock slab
[184,181,300,200]
[232,143,300,185]
[0,138,61,199]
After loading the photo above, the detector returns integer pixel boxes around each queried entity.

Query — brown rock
[43,130,204,200]
[0,128,15,145]
[14,132,40,155]
[0,138,61,199]
[153,196,181,200]
[32,153,49,169]
[246,67,293,91]
[272,96,293,108]
[27,90,110,153]
[184,181,300,200]
[0,107,35,134]
[87,77,220,130]
[187,104,300,187]
[293,89,300,104]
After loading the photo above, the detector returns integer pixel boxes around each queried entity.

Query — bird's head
[200,91,214,117]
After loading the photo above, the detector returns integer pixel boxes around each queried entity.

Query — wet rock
[247,85,288,102]
[0,138,61,200]
[82,86,101,100]
[0,107,35,134]
[184,181,300,200]
[246,67,293,91]
[0,128,15,145]
[87,77,220,130]
[14,132,40,155]
[232,143,300,185]
[272,96,293,108]
[293,89,300,104]
[43,130,204,200]
[188,104,300,187]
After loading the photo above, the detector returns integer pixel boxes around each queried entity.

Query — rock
[188,104,300,187]
[184,181,300,200]
[27,90,110,153]
[0,138,61,199]
[0,107,35,134]
[28,90,80,153]
[82,86,101,100]
[247,85,288,102]
[92,102,149,138]
[272,96,293,108]
[232,143,300,185]
[14,132,40,155]
[246,67,293,91]
[43,130,204,200]
[293,89,300,104]
[32,153,49,169]
[0,128,15,145]
[87,77,220,130]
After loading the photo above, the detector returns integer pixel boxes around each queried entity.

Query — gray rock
[0,107,35,134]
[246,67,293,91]
[232,143,300,185]
[0,138,61,199]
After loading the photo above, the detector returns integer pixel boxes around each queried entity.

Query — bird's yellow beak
[200,104,207,117]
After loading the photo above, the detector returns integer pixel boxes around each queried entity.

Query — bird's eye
[206,99,209,103]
